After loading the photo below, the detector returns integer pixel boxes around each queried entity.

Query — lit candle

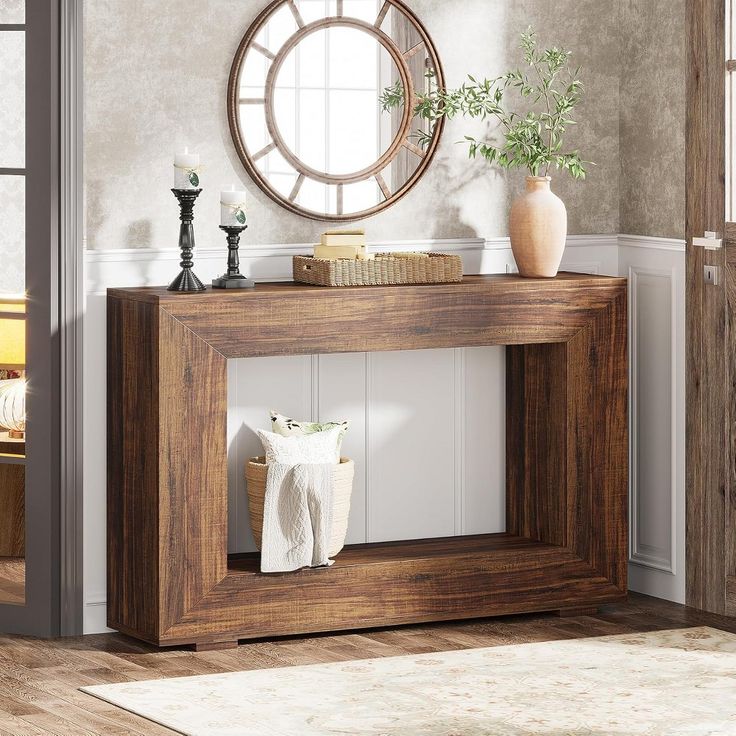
[220,186,247,226]
[174,148,201,189]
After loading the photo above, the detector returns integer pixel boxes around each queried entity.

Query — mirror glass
[274,27,403,176]
[230,0,444,220]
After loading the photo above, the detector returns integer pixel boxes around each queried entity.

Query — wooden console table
[107,274,628,649]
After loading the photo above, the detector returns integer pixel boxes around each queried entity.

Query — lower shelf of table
[227,532,547,573]
[135,533,625,648]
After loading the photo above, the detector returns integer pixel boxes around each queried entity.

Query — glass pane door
[0,1,26,605]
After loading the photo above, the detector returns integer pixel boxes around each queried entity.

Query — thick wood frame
[227,0,445,221]
[107,274,628,648]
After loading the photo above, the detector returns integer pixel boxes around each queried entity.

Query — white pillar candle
[174,148,201,189]
[220,187,247,226]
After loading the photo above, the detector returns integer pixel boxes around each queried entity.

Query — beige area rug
[81,627,736,735]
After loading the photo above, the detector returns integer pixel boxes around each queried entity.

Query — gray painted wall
[619,0,686,239]
[84,0,679,250]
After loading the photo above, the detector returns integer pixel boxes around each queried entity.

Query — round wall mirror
[228,0,445,221]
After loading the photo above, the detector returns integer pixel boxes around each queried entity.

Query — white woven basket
[245,457,355,558]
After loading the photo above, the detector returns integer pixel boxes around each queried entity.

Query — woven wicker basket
[293,252,463,287]
[245,457,355,558]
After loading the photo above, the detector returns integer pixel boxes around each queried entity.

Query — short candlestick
[212,225,254,289]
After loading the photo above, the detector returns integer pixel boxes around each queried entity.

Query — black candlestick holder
[168,188,206,292]
[212,225,255,289]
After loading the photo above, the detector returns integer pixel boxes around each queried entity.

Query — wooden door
[686,0,735,614]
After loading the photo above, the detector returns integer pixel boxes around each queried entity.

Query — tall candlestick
[174,148,201,189]
[167,188,205,292]
[220,186,247,226]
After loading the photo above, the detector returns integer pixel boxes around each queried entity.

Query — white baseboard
[83,596,113,635]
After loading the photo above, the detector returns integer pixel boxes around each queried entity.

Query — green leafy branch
[380,74,438,150]
[379,28,592,179]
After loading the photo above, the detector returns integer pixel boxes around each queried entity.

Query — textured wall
[83,0,622,250]
[619,0,686,239]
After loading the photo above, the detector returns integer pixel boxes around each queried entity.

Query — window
[0,0,25,296]
[0,0,26,608]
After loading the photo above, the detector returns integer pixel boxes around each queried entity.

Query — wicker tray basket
[245,456,355,558]
[293,252,463,287]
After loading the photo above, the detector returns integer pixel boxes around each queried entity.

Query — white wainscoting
[619,236,686,605]
[227,347,507,554]
[82,233,682,634]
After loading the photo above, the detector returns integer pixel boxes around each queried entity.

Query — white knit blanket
[260,463,335,573]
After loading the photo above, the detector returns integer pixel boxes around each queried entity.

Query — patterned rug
[81,627,736,735]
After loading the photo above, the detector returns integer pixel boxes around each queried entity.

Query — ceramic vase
[509,176,567,278]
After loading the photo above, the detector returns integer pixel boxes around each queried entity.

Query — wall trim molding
[83,233,682,266]
[619,234,686,252]
[84,237,486,263]
[84,234,623,294]
[485,234,620,250]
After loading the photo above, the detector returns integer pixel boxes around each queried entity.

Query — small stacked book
[313,229,374,260]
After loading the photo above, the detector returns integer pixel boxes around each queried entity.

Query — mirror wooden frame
[227,0,445,221]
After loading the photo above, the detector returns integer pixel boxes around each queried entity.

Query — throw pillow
[256,425,342,465]
[270,410,349,449]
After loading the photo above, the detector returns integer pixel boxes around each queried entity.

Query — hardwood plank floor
[0,593,735,735]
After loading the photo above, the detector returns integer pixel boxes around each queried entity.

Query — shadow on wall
[86,253,161,295]
[85,182,156,253]
[427,121,511,242]
[84,179,107,252]
[125,220,153,248]
[230,419,260,553]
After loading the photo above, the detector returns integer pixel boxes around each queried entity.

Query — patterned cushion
[256,425,342,465]
[270,410,349,449]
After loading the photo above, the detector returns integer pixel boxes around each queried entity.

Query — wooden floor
[0,592,735,735]
[0,558,25,606]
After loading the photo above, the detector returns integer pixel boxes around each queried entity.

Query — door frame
[0,0,84,637]
[59,0,84,637]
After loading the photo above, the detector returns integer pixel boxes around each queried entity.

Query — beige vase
[509,176,567,278]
